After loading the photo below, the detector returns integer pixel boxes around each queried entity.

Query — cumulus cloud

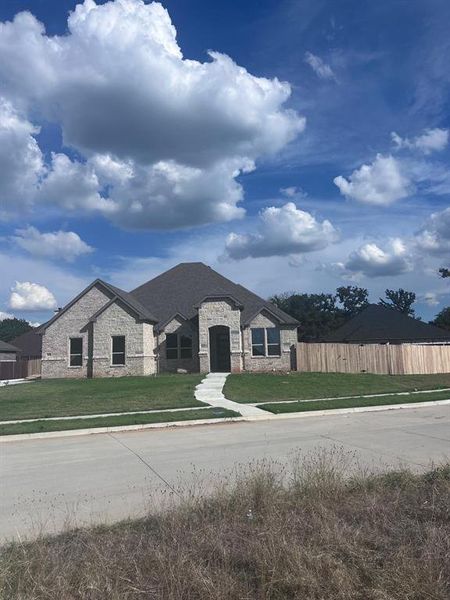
[12,226,94,262]
[0,311,14,320]
[391,128,449,154]
[224,202,339,260]
[415,207,450,256]
[334,154,412,205]
[0,99,44,219]
[304,52,336,80]
[0,0,304,229]
[9,281,57,311]
[345,238,412,277]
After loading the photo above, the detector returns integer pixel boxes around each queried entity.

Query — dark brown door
[209,326,231,372]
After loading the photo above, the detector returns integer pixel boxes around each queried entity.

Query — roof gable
[39,279,157,331]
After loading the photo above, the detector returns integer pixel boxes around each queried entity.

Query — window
[251,328,281,357]
[69,337,83,367]
[166,333,178,360]
[180,335,193,358]
[251,328,265,356]
[112,336,126,365]
[166,333,193,359]
[267,328,281,356]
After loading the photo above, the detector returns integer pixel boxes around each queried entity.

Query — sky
[0,0,449,325]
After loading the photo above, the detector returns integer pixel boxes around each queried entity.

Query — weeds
[1,451,449,599]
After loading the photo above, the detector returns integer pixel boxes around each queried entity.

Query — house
[38,262,299,378]
[324,304,450,344]
[10,329,42,359]
[0,340,20,363]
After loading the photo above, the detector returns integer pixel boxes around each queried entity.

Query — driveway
[1,404,449,543]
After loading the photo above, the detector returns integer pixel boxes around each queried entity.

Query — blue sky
[0,0,449,324]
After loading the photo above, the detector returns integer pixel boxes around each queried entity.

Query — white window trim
[68,336,83,368]
[111,335,126,367]
[251,328,281,358]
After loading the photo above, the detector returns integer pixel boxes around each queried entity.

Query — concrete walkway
[195,372,267,417]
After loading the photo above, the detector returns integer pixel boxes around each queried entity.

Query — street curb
[0,399,449,443]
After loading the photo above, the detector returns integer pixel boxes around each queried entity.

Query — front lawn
[0,375,204,421]
[0,407,239,436]
[224,372,450,403]
[259,389,450,414]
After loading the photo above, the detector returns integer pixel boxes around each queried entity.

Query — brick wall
[198,299,242,373]
[41,285,112,379]
[243,311,297,372]
[92,300,156,377]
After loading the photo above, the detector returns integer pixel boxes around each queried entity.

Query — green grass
[258,389,450,414]
[224,372,450,403]
[0,407,240,436]
[0,375,204,421]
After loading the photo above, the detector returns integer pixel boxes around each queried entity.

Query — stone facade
[197,299,242,373]
[41,285,156,379]
[92,300,155,377]
[42,285,112,379]
[242,311,297,372]
[41,283,298,379]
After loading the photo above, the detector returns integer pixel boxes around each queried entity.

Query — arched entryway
[209,325,231,372]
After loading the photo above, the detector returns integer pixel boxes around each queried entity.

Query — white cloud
[334,154,412,205]
[0,0,305,229]
[345,238,412,277]
[0,311,14,320]
[0,99,44,219]
[423,292,439,307]
[12,226,94,262]
[304,52,336,80]
[280,186,307,199]
[9,281,57,311]
[224,202,339,260]
[391,128,448,154]
[415,207,450,256]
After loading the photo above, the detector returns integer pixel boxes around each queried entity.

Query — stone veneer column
[197,299,242,373]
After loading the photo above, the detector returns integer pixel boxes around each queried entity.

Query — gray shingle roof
[131,263,298,327]
[0,340,20,353]
[324,304,450,343]
[10,329,42,357]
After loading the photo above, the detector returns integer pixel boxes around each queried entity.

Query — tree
[439,268,450,278]
[379,289,416,317]
[270,292,344,340]
[432,307,450,331]
[335,286,369,318]
[0,318,32,342]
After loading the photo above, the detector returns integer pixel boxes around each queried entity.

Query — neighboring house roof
[0,340,20,353]
[130,262,299,327]
[10,329,42,357]
[324,304,450,343]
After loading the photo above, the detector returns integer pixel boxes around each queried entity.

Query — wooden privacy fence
[297,342,450,375]
[0,357,41,381]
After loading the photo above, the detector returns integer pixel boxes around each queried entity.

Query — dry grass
[1,450,449,599]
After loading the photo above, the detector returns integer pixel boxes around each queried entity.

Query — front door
[209,326,231,372]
